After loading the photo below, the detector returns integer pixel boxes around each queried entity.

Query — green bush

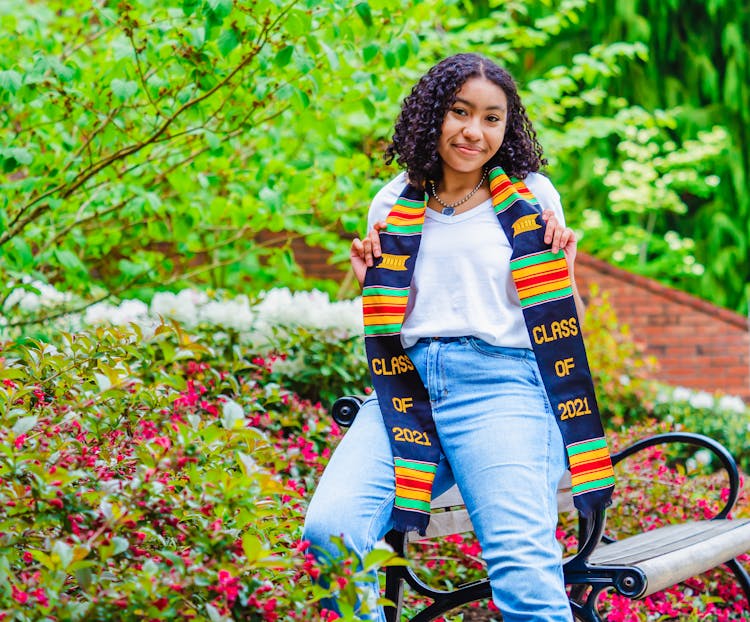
[0,323,393,621]
[650,388,750,473]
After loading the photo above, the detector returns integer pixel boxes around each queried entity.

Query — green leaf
[111,536,129,556]
[75,566,93,591]
[207,0,233,19]
[3,147,33,167]
[0,69,22,94]
[52,540,73,570]
[396,40,410,65]
[242,532,263,561]
[47,56,74,82]
[12,415,38,435]
[30,550,53,570]
[55,249,85,272]
[383,49,396,69]
[205,603,223,622]
[274,45,294,68]
[111,78,138,101]
[362,44,379,64]
[362,97,376,119]
[118,259,147,278]
[217,28,240,57]
[355,2,373,27]
[9,237,34,270]
[182,0,201,16]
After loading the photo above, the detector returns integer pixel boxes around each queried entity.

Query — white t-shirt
[367,171,566,349]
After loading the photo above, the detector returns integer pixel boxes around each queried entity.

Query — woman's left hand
[541,210,577,266]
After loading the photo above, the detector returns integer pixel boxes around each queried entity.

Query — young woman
[304,53,591,622]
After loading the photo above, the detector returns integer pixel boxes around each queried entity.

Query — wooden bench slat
[588,519,750,598]
[588,521,745,565]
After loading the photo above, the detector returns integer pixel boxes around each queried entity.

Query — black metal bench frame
[331,396,750,622]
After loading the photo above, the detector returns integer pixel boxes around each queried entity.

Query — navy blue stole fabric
[362,167,614,535]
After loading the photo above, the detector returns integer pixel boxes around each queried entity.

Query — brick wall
[575,253,750,401]
[290,239,750,401]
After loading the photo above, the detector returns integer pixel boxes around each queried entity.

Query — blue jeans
[304,337,571,621]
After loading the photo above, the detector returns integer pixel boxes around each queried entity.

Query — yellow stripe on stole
[362,295,409,306]
[387,215,426,227]
[569,448,611,466]
[512,258,569,280]
[390,204,425,215]
[517,276,572,298]
[571,467,616,486]
[363,314,406,326]
[395,491,431,504]
[394,467,434,482]
[493,186,518,206]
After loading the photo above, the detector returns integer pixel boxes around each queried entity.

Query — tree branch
[1,24,270,249]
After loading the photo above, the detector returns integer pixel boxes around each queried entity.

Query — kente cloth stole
[362,166,615,535]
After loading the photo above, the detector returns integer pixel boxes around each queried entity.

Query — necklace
[430,168,488,216]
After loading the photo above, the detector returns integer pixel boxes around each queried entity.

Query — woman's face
[437,76,508,177]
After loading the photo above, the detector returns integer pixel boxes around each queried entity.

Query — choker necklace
[430,168,488,216]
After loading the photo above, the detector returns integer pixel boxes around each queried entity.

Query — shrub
[650,387,750,473]
[2,285,368,407]
[581,285,660,425]
[0,323,381,621]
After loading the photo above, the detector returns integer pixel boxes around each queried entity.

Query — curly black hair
[384,53,546,189]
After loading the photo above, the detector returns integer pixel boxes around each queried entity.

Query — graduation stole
[362,166,615,535]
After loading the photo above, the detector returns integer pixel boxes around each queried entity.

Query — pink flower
[154,436,171,450]
[11,585,28,604]
[215,569,240,604]
[32,588,48,607]
[14,434,26,449]
[154,597,169,611]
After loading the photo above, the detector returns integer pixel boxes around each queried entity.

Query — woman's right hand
[350,221,387,288]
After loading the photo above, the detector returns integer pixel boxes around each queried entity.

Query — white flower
[198,297,253,331]
[688,391,714,410]
[4,279,72,312]
[671,387,692,402]
[694,449,712,466]
[253,288,362,338]
[717,394,747,413]
[85,299,150,327]
[150,289,208,328]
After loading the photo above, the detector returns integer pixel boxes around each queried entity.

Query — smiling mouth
[453,144,483,154]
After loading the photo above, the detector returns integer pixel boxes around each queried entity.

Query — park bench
[331,396,750,621]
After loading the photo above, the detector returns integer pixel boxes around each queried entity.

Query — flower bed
[0,323,369,620]
[1,285,749,619]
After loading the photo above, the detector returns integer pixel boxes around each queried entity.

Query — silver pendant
[441,207,455,216]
